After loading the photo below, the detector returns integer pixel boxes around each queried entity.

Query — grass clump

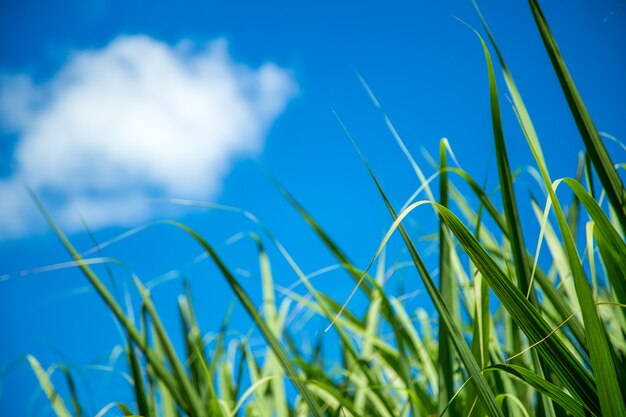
[26,1,626,416]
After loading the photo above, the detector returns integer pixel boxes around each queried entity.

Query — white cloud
[0,35,296,239]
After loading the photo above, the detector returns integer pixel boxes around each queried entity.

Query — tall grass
[27,1,626,416]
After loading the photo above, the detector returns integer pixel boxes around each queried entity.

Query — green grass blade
[355,253,384,414]
[178,284,203,392]
[242,344,273,417]
[485,365,595,417]
[116,402,136,416]
[149,321,178,417]
[306,379,362,417]
[58,367,82,417]
[527,0,626,232]
[476,25,534,299]
[559,178,626,323]
[126,336,150,417]
[566,153,585,239]
[438,139,457,415]
[192,342,222,417]
[558,179,626,262]
[465,246,491,416]
[253,234,289,417]
[27,356,72,417]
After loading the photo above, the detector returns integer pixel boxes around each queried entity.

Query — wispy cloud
[0,35,296,239]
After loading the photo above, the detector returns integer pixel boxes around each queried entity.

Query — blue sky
[1,0,625,414]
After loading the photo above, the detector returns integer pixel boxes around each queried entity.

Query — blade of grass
[484,365,595,417]
[126,336,150,417]
[527,0,626,232]
[59,367,82,417]
[253,233,289,417]
[438,139,457,415]
[27,356,72,417]
[192,342,222,417]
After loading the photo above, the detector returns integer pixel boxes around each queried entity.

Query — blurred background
[1,0,625,414]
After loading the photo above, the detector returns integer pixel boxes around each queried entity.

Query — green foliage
[27,1,626,416]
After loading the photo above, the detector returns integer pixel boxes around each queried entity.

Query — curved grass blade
[476,25,534,299]
[485,364,595,417]
[116,402,136,416]
[527,0,626,233]
[57,366,82,417]
[557,179,626,262]
[27,356,72,417]
[559,179,626,327]
[126,336,151,417]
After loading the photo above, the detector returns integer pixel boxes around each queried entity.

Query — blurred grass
[25,1,626,416]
